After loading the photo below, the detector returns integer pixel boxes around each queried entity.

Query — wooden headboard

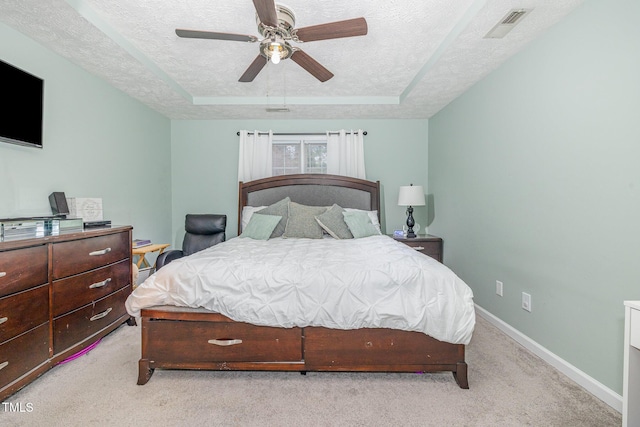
[238,174,380,234]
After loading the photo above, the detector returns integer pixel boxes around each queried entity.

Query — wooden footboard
[138,307,469,389]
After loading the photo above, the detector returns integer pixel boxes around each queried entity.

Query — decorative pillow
[343,208,382,234]
[256,197,290,238]
[283,202,327,239]
[342,211,380,238]
[315,204,353,239]
[240,214,282,240]
[240,205,266,232]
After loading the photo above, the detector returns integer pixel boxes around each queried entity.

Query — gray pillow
[315,204,353,239]
[240,214,282,240]
[283,202,327,239]
[342,210,380,238]
[256,197,290,238]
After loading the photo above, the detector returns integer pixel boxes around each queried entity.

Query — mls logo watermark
[2,402,34,413]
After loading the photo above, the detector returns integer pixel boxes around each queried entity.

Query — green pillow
[315,204,353,239]
[256,197,290,238]
[283,202,327,239]
[240,214,282,240]
[342,211,380,238]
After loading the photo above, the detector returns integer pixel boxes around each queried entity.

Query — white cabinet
[623,301,640,427]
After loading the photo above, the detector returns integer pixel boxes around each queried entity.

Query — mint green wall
[428,0,640,394]
[4,0,631,398]
[170,119,428,244]
[0,23,172,247]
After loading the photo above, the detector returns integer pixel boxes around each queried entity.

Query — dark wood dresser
[0,225,132,400]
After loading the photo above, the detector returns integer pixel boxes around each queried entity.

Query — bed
[127,174,475,388]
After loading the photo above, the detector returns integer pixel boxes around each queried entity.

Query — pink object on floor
[58,339,102,364]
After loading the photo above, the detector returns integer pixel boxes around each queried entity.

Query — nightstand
[391,234,443,263]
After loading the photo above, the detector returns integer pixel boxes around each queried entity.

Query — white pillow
[343,208,382,234]
[241,206,266,232]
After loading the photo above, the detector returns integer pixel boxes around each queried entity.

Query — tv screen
[0,59,44,148]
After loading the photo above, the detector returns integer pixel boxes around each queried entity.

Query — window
[238,129,366,182]
[272,135,327,176]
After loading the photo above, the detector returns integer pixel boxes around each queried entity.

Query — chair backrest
[182,214,227,256]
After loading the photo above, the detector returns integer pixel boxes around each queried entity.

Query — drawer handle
[89,278,112,289]
[208,339,243,346]
[89,247,112,256]
[90,307,113,321]
[0,361,8,371]
[0,317,7,325]
[413,246,425,250]
[0,272,6,278]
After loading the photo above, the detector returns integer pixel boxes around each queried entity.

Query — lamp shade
[398,185,425,206]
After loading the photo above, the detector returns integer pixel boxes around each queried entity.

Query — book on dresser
[132,239,152,248]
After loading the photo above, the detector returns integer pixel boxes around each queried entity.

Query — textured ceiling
[0,0,584,120]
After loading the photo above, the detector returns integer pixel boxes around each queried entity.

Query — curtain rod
[236,131,367,136]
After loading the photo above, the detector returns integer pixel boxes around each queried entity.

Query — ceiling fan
[175,0,368,83]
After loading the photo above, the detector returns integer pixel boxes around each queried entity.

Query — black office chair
[155,214,226,271]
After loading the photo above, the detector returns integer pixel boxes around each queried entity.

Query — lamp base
[405,206,416,238]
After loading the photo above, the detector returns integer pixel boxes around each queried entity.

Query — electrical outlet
[522,292,532,312]
[496,280,503,297]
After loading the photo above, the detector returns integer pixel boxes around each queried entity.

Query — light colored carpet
[1,315,621,426]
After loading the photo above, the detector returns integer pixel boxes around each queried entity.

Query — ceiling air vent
[484,9,532,39]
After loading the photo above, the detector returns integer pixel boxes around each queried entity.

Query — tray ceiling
[0,0,584,119]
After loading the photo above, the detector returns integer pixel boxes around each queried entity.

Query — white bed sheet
[125,235,475,345]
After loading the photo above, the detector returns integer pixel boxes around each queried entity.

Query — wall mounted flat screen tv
[0,59,44,148]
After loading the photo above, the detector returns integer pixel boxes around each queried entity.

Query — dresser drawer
[52,232,130,279]
[52,259,131,317]
[393,235,443,262]
[0,245,48,298]
[0,323,49,389]
[407,241,441,261]
[144,319,302,363]
[0,284,49,344]
[53,285,130,354]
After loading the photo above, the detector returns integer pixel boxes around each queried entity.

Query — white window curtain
[237,130,273,182]
[326,129,366,179]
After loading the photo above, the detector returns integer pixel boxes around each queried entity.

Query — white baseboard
[475,304,622,412]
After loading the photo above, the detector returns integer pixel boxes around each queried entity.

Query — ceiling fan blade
[176,29,258,43]
[239,55,267,82]
[295,17,368,42]
[290,50,334,82]
[253,0,278,27]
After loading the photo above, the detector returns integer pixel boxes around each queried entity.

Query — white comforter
[126,235,475,344]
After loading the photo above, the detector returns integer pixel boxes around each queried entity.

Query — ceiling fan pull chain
[266,57,274,110]
[283,64,287,107]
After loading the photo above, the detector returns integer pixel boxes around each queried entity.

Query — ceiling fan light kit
[262,38,292,64]
[175,0,367,82]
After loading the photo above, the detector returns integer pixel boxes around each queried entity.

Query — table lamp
[398,184,425,238]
